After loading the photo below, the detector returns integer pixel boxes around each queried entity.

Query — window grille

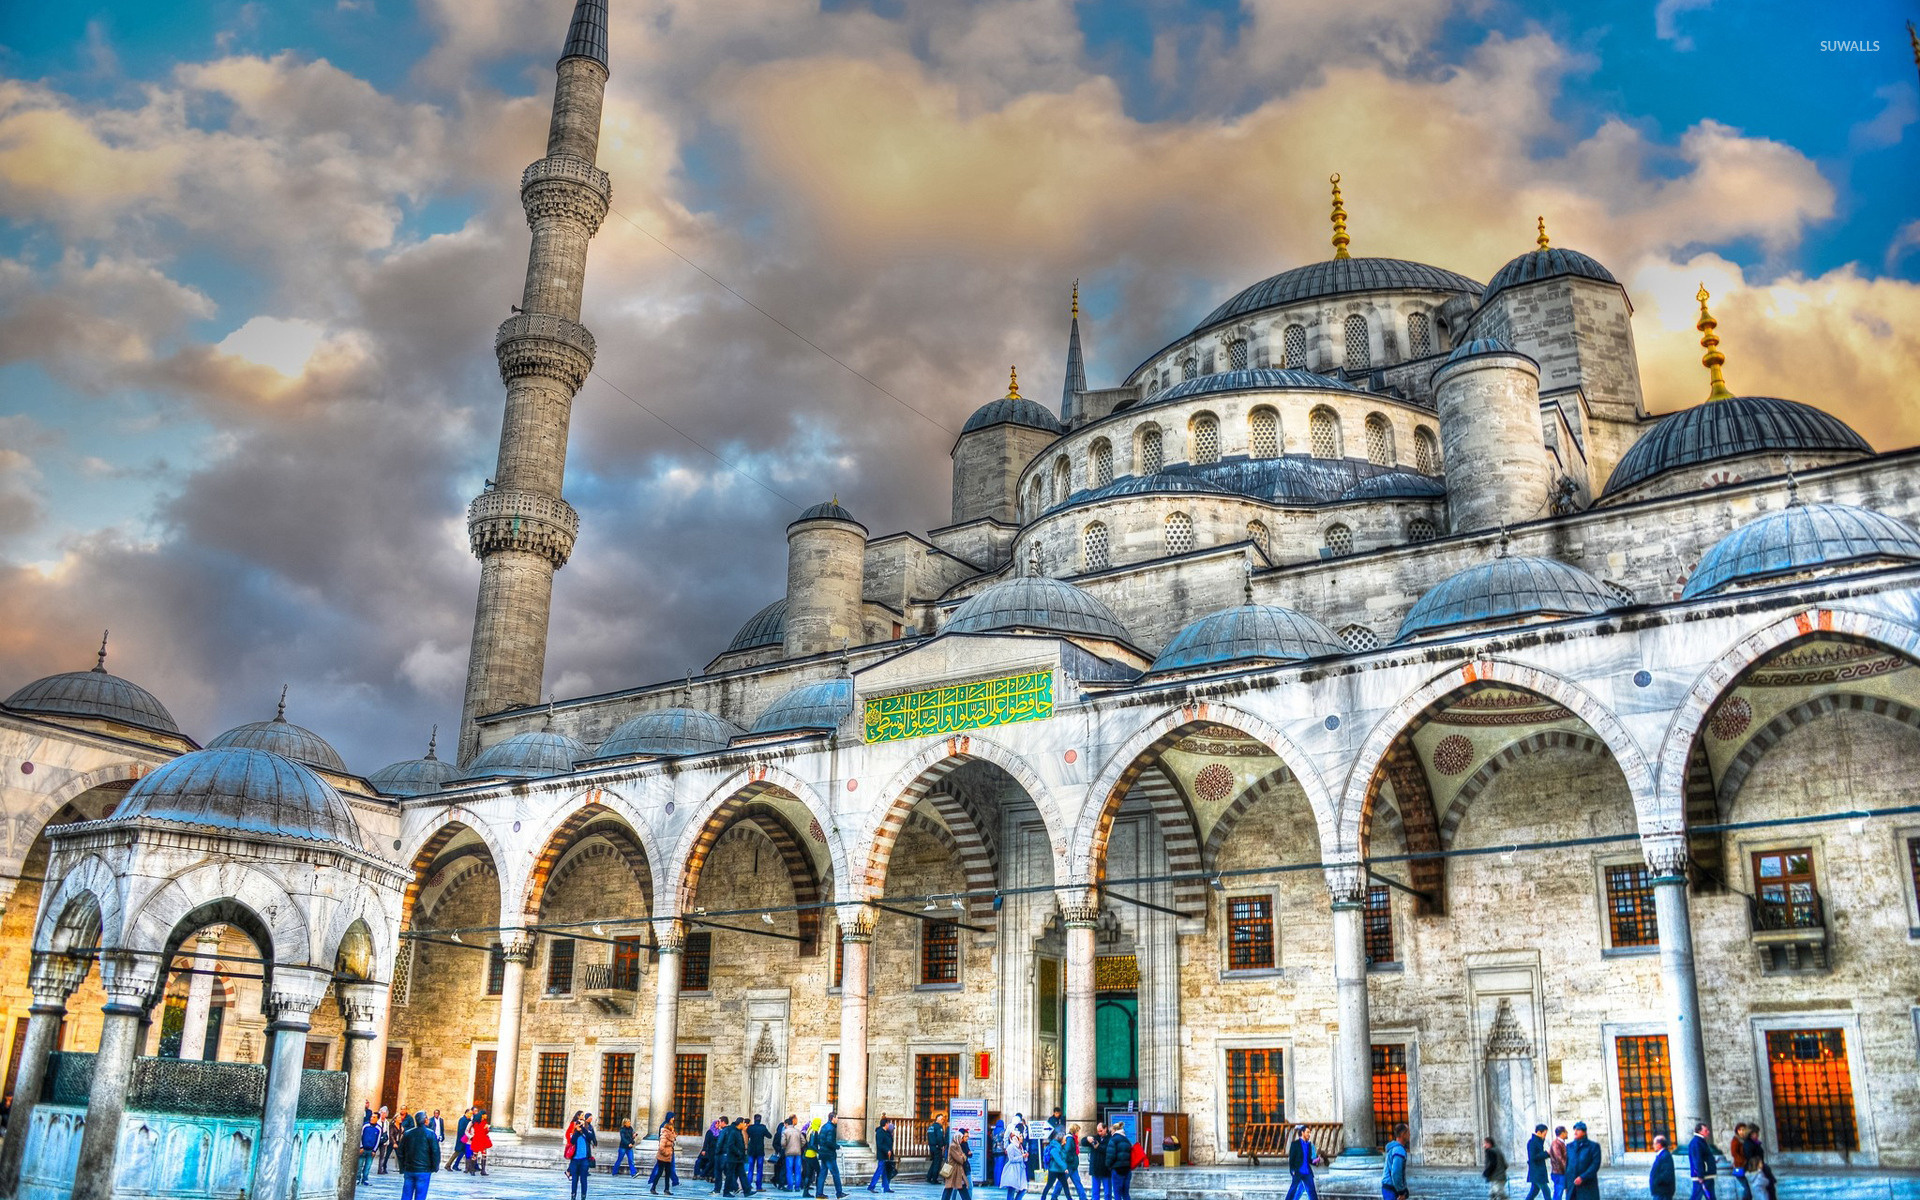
[1084,523,1110,571]
[1140,427,1164,474]
[1414,428,1440,474]
[1605,864,1660,947]
[1604,580,1636,605]
[1615,1036,1674,1152]
[916,1053,961,1121]
[1054,457,1071,504]
[1408,518,1437,543]
[922,920,960,985]
[1344,314,1371,370]
[828,1052,840,1107]
[1202,350,1216,375]
[1038,959,1060,1035]
[1365,885,1395,963]
[1767,1029,1858,1152]
[1226,1048,1284,1150]
[1247,520,1271,556]
[1371,1045,1409,1135]
[1181,356,1196,381]
[1227,895,1275,970]
[1228,339,1249,370]
[601,1052,636,1128]
[1406,312,1432,358]
[390,941,413,1006]
[681,931,713,991]
[1325,524,1353,556]
[1091,440,1113,486]
[1365,414,1392,466]
[482,943,503,996]
[1283,325,1307,369]
[1166,512,1195,555]
[534,1052,569,1128]
[1192,414,1220,464]
[1250,408,1279,459]
[545,938,575,995]
[1339,624,1379,651]
[832,932,844,989]
[672,1054,707,1134]
[1309,408,1340,459]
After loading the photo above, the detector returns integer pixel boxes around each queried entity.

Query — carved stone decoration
[1325,862,1368,907]
[1481,996,1539,1174]
[1483,998,1533,1059]
[751,1024,779,1067]
[1643,834,1691,881]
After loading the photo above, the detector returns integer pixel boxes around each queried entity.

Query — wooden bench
[1234,1122,1345,1167]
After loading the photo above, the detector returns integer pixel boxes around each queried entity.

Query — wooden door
[381,1046,404,1113]
[473,1050,497,1110]
[2,1018,28,1107]
[304,1040,331,1070]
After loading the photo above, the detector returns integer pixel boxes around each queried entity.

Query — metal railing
[1749,889,1825,932]
[579,962,642,992]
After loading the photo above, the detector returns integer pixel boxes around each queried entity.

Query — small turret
[1433,338,1554,534]
[785,499,868,658]
[950,367,1063,525]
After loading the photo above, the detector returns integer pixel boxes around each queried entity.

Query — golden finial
[1070,280,1080,320]
[1695,283,1735,402]
[1329,173,1350,260]
[1536,216,1550,251]
[1007,365,1021,399]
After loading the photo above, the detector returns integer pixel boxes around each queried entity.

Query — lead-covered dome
[598,707,743,757]
[5,658,179,735]
[111,746,362,847]
[1152,605,1345,673]
[1154,368,1370,403]
[1396,555,1620,641]
[962,395,1064,436]
[368,735,457,797]
[752,678,855,734]
[1603,397,1871,498]
[460,729,586,780]
[793,500,860,525]
[1195,258,1482,333]
[946,577,1132,643]
[727,599,788,653]
[208,707,347,773]
[1481,246,1619,306]
[1682,502,1920,599]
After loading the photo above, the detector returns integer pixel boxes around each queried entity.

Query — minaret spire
[1329,173,1351,260]
[458,0,613,762]
[1060,280,1087,425]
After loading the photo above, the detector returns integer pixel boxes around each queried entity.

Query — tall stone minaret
[457,0,611,763]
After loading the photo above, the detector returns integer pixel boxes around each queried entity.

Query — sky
[1,0,1916,774]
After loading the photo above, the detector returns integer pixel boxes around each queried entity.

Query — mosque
[5,2,1920,1197]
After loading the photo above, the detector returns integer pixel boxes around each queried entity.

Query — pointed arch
[672,764,846,923]
[10,761,157,873]
[33,853,123,955]
[399,815,512,929]
[516,787,664,919]
[1717,693,1920,816]
[1437,730,1608,847]
[123,862,309,968]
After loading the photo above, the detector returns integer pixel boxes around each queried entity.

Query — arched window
[1190,412,1220,465]
[1364,413,1393,466]
[1408,517,1437,543]
[1180,355,1197,381]
[1027,477,1045,518]
[1324,523,1353,556]
[1202,349,1217,375]
[1227,339,1249,370]
[1249,407,1279,459]
[1413,427,1440,474]
[1339,624,1380,652]
[1090,439,1113,487]
[1146,376,1161,398]
[1406,312,1432,358]
[1140,426,1164,474]
[1247,520,1271,557]
[1083,522,1110,571]
[1166,512,1195,555]
[1309,407,1341,459]
[1026,543,1044,577]
[1283,324,1307,369]
[1344,314,1370,371]
[1053,455,1071,504]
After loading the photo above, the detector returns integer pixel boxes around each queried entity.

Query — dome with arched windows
[597,707,744,757]
[111,746,363,848]
[1193,258,1483,334]
[1682,502,1920,599]
[1396,555,1620,641]
[1154,368,1371,404]
[1602,397,1871,498]
[752,678,855,734]
[946,576,1132,643]
[5,658,179,735]
[1151,604,1346,673]
[459,729,587,780]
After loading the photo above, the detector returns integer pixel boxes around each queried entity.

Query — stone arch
[417,857,498,928]
[1437,730,1608,847]
[517,788,662,920]
[1338,658,1657,853]
[124,863,309,969]
[11,762,153,868]
[1654,608,1920,831]
[321,892,398,983]
[33,853,122,955]
[399,816,512,929]
[1203,763,1295,870]
[671,764,846,937]
[1717,693,1920,816]
[1074,702,1335,896]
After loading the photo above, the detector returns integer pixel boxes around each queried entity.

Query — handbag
[939,1163,957,1184]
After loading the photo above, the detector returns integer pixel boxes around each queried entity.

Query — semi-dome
[727,599,788,653]
[962,396,1063,436]
[1074,474,1236,504]
[598,707,743,758]
[1682,502,1920,599]
[1195,258,1483,333]
[208,702,347,773]
[1481,246,1619,306]
[1337,472,1448,502]
[5,652,179,735]
[1396,555,1620,641]
[111,746,362,847]
[1151,604,1346,673]
[1154,368,1370,403]
[793,500,860,525]
[1603,396,1871,498]
[459,728,587,780]
[751,678,855,735]
[945,577,1133,643]
[368,733,457,797]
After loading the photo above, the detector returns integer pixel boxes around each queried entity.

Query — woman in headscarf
[1000,1116,1029,1200]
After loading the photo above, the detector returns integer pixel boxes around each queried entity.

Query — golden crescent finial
[1071,279,1080,319]
[1536,216,1549,251]
[1329,174,1350,260]
[1008,365,1021,399]
[1695,284,1734,402]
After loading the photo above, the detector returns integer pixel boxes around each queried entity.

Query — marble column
[336,981,388,1200]
[836,908,874,1144]
[254,965,331,1200]
[0,952,87,1200]
[1327,864,1378,1159]
[1646,834,1712,1135]
[72,951,163,1200]
[178,928,222,1061]
[491,934,534,1132]
[645,921,684,1146]
[1062,895,1100,1133]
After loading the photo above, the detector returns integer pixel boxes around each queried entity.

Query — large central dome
[1195,258,1483,333]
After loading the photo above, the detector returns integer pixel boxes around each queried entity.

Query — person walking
[782,1116,807,1191]
[801,1119,823,1195]
[940,1129,973,1200]
[397,1109,442,1200]
[1058,1125,1087,1200]
[1104,1124,1134,1200]
[376,1107,396,1175]
[1086,1125,1110,1200]
[700,1118,725,1188]
[1548,1128,1568,1200]
[447,1108,473,1172]
[722,1116,752,1197]
[1288,1127,1324,1200]
[1743,1127,1773,1200]
[1000,1120,1030,1200]
[749,1115,773,1193]
[1728,1125,1751,1200]
[1650,1136,1677,1200]
[1039,1130,1070,1200]
[813,1111,846,1199]
[615,1119,639,1177]
[468,1110,493,1176]
[652,1119,682,1195]
[867,1116,896,1192]
[568,1112,599,1200]
[429,1110,446,1140]
[1524,1126,1550,1200]
[1383,1124,1410,1200]
[1566,1123,1601,1200]
[1687,1124,1717,1200]
[358,1112,381,1184]
[924,1115,949,1187]
[1484,1137,1510,1200]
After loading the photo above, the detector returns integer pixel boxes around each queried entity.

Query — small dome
[208,708,347,773]
[1683,502,1920,599]
[751,678,855,735]
[727,599,788,653]
[1481,246,1619,307]
[1154,368,1369,403]
[792,500,861,526]
[598,707,743,758]
[1603,396,1871,497]
[946,577,1133,643]
[1195,258,1483,333]
[459,729,586,780]
[1396,555,1620,641]
[111,746,362,847]
[5,659,179,735]
[1151,605,1346,673]
[367,738,458,798]
[962,396,1064,436]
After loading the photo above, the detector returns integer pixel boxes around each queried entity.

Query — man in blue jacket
[1650,1136,1677,1200]
[359,1114,382,1183]
[813,1113,846,1198]
[1287,1128,1323,1200]
[1382,1124,1410,1200]
[1687,1123,1718,1200]
[1524,1125,1550,1200]
[1565,1122,1602,1200]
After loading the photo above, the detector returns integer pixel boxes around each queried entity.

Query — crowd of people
[355,1102,495,1200]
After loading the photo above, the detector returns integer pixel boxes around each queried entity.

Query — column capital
[499,933,536,965]
[653,918,685,953]
[96,948,165,1010]
[1059,888,1101,927]
[836,903,876,940]
[1642,833,1692,882]
[29,951,87,1006]
[1325,861,1368,907]
[266,964,333,1029]
[335,979,388,1033]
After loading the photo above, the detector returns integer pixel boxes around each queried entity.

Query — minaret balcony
[468,489,580,567]
[521,154,612,230]
[494,313,596,389]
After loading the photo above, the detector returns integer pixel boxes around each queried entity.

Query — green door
[1095,996,1138,1106]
